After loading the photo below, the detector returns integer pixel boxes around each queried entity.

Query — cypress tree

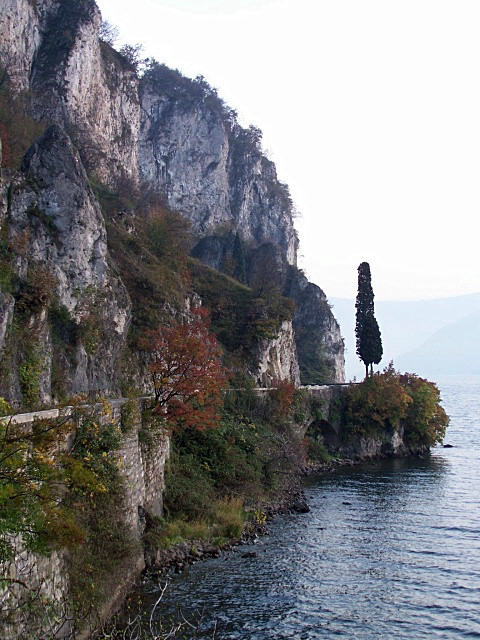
[355,262,383,378]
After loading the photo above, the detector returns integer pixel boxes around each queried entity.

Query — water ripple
[146,377,480,639]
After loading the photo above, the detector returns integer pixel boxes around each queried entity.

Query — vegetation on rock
[344,364,448,446]
[190,258,294,371]
[0,64,44,169]
[141,307,228,432]
[0,402,134,634]
[146,380,307,551]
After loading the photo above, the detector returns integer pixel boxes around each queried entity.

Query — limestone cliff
[0,0,345,403]
[139,65,298,263]
[0,125,131,405]
[0,0,298,260]
[285,268,345,384]
[256,320,300,387]
[0,0,140,183]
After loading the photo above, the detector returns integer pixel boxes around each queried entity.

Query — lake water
[146,376,480,639]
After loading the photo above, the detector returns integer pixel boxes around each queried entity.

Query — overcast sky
[97,0,480,301]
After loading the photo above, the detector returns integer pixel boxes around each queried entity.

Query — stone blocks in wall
[0,397,170,639]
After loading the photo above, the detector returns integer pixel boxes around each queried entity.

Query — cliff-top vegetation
[344,364,448,446]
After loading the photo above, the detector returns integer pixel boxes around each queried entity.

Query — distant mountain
[395,310,480,377]
[330,292,480,379]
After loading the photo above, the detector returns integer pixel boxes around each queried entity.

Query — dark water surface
[147,376,480,639]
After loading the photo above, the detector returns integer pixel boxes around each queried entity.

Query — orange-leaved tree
[141,307,228,430]
[268,378,296,420]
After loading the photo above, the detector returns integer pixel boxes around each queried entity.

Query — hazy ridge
[330,292,480,379]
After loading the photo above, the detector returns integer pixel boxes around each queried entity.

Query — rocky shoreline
[106,448,436,638]
[142,451,430,578]
[143,477,311,576]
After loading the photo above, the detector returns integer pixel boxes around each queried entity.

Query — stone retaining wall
[0,397,170,639]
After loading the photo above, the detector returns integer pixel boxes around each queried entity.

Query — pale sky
[97,0,480,301]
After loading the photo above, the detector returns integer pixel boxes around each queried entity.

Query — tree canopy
[141,307,229,431]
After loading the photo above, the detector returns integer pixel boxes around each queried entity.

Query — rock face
[0,0,345,401]
[193,236,345,383]
[0,0,58,91]
[256,320,301,387]
[0,1,298,260]
[302,385,426,461]
[139,67,298,263]
[1,124,131,405]
[1,0,140,183]
[286,271,345,384]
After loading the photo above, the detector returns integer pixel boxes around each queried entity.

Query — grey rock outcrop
[0,0,58,91]
[286,270,345,384]
[1,0,140,183]
[256,320,300,387]
[0,0,345,396]
[139,67,298,263]
[2,124,131,405]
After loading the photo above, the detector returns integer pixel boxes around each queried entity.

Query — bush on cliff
[344,364,448,446]
[153,382,305,549]
[101,192,192,336]
[0,402,134,632]
[190,258,294,370]
[344,364,412,435]
[399,373,449,446]
[0,64,44,169]
[140,307,228,432]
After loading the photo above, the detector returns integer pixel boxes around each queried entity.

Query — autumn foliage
[344,364,448,446]
[268,378,296,420]
[141,308,228,430]
[399,373,449,446]
[345,364,412,432]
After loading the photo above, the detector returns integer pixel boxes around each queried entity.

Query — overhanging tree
[141,308,228,430]
[355,262,383,378]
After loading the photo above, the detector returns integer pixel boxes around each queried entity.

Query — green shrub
[168,412,267,499]
[164,451,216,521]
[158,389,303,550]
[144,500,244,550]
[105,214,189,337]
[0,225,14,294]
[64,408,137,619]
[343,365,448,447]
[400,373,449,446]
[120,397,139,434]
[0,397,11,416]
[15,264,56,314]
[214,498,244,539]
[19,348,44,409]
[146,209,192,267]
[0,65,44,169]
[189,258,294,367]
[145,518,211,549]
[344,365,412,436]
[49,302,78,347]
[305,437,333,463]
